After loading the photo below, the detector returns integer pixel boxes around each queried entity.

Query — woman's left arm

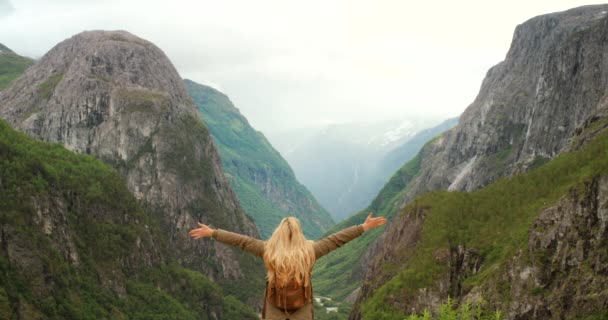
[189,222,265,257]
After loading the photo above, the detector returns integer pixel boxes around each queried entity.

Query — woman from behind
[189,213,386,320]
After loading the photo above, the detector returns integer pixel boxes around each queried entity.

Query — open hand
[189,222,214,240]
[362,212,387,231]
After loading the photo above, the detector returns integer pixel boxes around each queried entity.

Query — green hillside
[0,119,256,319]
[361,123,608,318]
[185,79,334,239]
[0,44,33,90]
[312,149,424,301]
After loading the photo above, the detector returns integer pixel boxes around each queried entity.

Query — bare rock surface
[352,5,608,318]
[0,30,263,304]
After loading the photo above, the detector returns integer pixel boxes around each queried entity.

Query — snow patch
[381,120,416,146]
[448,156,477,191]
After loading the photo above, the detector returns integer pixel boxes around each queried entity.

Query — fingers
[367,212,373,220]
[189,222,214,240]
[189,227,205,239]
[190,231,205,239]
[370,216,387,227]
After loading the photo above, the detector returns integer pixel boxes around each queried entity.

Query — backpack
[265,273,313,315]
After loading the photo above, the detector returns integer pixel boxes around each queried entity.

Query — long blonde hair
[263,217,315,287]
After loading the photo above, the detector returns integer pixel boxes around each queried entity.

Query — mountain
[0,43,34,91]
[0,119,257,319]
[349,5,608,319]
[0,31,265,309]
[359,116,608,319]
[311,119,458,302]
[185,79,334,239]
[312,144,428,303]
[268,117,445,221]
[378,117,459,185]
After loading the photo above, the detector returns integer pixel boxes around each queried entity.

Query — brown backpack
[265,273,313,315]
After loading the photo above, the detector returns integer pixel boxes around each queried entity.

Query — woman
[189,212,387,320]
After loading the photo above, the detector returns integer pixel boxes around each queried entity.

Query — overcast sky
[0,0,603,133]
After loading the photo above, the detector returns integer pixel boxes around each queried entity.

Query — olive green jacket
[212,225,365,320]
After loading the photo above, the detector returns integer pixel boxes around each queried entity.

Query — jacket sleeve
[212,229,265,257]
[313,225,364,259]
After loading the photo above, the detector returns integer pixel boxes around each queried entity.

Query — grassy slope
[0,44,34,91]
[312,151,424,301]
[361,127,608,319]
[185,79,334,239]
[0,119,256,319]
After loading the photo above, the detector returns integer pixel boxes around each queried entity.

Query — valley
[1,4,608,320]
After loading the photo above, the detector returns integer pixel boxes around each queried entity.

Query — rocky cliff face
[403,5,608,197]
[353,115,608,319]
[0,31,264,304]
[482,174,608,319]
[186,79,334,239]
[352,5,608,318]
[0,119,258,319]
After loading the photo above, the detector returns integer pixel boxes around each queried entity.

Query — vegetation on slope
[312,152,424,301]
[0,119,256,319]
[0,44,34,91]
[405,297,502,320]
[185,79,334,239]
[361,128,608,319]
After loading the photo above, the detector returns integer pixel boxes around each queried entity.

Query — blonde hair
[263,217,315,287]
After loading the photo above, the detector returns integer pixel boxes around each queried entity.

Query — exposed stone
[482,176,608,319]
[0,30,263,306]
[352,5,608,319]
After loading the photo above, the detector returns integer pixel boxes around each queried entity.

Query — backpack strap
[262,280,269,319]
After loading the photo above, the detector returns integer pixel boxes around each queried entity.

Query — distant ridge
[0,43,34,90]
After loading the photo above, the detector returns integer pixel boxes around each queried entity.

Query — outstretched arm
[314,212,387,259]
[189,222,265,257]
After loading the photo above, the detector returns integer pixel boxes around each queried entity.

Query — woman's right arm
[313,212,387,259]
[189,222,265,257]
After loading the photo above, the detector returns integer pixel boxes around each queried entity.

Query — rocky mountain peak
[1,30,196,143]
[414,4,608,195]
[350,5,608,318]
[0,30,263,303]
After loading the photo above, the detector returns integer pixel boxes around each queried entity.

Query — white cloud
[0,0,604,132]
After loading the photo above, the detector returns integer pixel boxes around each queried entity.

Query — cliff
[357,118,608,319]
[351,5,608,318]
[0,119,258,319]
[0,30,264,306]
